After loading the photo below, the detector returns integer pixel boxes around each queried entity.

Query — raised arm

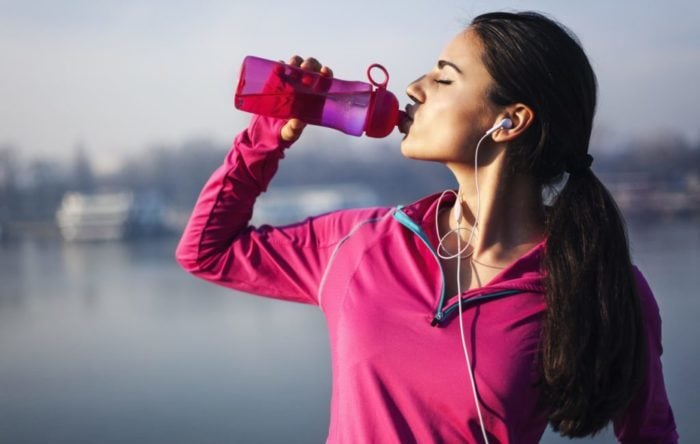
[175,56,381,305]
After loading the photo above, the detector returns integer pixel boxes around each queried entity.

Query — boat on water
[55,191,166,241]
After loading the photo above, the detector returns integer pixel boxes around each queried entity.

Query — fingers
[301,57,321,71]
[286,55,333,77]
[287,55,303,66]
[278,55,334,143]
[280,118,307,143]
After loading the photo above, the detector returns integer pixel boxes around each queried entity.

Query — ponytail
[539,169,646,436]
[471,11,648,436]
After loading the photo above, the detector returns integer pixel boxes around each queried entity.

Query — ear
[491,103,535,142]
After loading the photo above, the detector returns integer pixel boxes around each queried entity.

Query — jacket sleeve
[175,115,358,306]
[613,267,679,443]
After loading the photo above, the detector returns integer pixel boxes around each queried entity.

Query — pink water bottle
[234,55,404,138]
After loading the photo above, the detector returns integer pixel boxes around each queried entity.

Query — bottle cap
[364,64,400,138]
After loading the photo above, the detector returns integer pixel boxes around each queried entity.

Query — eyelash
[434,79,452,85]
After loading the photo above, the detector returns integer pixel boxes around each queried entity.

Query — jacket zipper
[392,206,447,325]
[440,289,521,324]
[392,207,521,327]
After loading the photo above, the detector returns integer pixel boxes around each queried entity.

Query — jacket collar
[398,191,546,295]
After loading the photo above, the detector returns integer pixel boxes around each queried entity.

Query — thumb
[280,118,307,143]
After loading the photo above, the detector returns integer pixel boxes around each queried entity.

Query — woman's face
[400,29,500,163]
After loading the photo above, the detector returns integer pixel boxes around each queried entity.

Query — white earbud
[485,118,513,136]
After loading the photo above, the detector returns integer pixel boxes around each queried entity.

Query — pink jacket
[176,115,678,443]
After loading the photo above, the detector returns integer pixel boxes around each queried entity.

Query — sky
[1,0,699,172]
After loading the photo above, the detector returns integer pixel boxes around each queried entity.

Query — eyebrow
[437,60,463,74]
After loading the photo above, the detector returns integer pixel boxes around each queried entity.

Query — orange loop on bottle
[367,64,389,88]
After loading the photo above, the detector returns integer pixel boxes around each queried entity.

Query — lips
[398,105,415,134]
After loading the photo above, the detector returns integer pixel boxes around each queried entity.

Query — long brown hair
[471,11,646,437]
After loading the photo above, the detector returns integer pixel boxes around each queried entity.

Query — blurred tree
[22,159,69,221]
[0,145,20,237]
[72,141,95,193]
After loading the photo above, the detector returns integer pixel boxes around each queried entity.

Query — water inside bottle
[236,58,374,136]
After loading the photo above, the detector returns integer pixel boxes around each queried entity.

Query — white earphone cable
[434,127,498,444]
[455,220,490,444]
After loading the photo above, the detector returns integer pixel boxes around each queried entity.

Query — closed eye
[434,79,453,85]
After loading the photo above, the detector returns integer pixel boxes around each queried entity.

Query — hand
[280,55,334,143]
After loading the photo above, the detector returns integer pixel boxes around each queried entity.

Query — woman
[176,11,678,443]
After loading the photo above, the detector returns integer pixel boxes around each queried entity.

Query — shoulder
[631,265,663,351]
[304,191,449,248]
[631,266,660,316]
[396,191,449,220]
[286,206,395,248]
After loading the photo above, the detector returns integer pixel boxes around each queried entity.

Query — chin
[400,139,445,163]
[400,139,420,160]
[401,148,438,163]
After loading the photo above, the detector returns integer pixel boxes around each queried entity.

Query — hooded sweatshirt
[176,115,678,443]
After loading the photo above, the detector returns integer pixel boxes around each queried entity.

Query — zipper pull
[431,312,444,327]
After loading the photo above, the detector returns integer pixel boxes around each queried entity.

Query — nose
[406,75,425,104]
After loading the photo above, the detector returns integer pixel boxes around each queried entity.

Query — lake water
[1,220,697,443]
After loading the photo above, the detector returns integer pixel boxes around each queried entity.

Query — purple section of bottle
[320,83,373,136]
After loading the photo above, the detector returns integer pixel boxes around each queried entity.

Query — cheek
[400,95,485,160]
[425,110,473,154]
[429,99,478,141]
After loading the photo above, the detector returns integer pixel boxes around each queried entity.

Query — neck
[441,151,545,267]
